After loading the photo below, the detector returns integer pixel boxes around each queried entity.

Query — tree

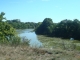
[72,19,80,39]
[51,19,80,40]
[35,18,54,35]
[0,12,6,22]
[0,12,16,43]
[6,20,39,29]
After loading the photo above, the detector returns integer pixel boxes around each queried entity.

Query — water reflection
[17,29,43,48]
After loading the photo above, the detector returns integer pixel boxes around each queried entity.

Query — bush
[21,37,30,46]
[9,36,21,46]
[8,36,30,47]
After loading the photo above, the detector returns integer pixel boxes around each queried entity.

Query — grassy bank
[37,35,80,60]
[38,35,80,50]
[0,35,80,60]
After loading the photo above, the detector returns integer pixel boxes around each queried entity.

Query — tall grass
[0,36,30,47]
[38,35,80,51]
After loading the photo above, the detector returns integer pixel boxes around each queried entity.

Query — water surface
[17,29,43,48]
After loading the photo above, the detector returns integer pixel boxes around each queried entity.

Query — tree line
[6,19,40,29]
[35,18,80,40]
[0,11,80,41]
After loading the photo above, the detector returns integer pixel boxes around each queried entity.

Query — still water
[17,29,43,48]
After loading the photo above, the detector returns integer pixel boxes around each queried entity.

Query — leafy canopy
[0,12,16,43]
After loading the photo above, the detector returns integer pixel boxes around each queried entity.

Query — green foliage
[9,36,21,46]
[52,19,80,40]
[0,12,17,44]
[35,18,80,40]
[0,22,16,42]
[0,12,30,46]
[7,36,30,47]
[35,18,54,36]
[6,19,39,29]
[0,12,6,22]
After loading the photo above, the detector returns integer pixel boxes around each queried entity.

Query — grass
[0,44,80,60]
[76,46,80,50]
[72,40,80,43]
[0,35,80,60]
[38,35,80,50]
[37,35,80,60]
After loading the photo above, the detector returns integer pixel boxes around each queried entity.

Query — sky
[0,0,80,23]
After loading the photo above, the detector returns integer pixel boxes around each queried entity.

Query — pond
[16,29,43,48]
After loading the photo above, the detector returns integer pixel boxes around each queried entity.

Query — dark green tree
[35,18,54,36]
[52,19,80,40]
[0,12,6,22]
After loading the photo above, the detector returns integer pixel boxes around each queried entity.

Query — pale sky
[0,0,80,23]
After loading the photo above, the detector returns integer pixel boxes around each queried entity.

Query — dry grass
[0,45,54,60]
[0,35,80,60]
[0,44,80,60]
